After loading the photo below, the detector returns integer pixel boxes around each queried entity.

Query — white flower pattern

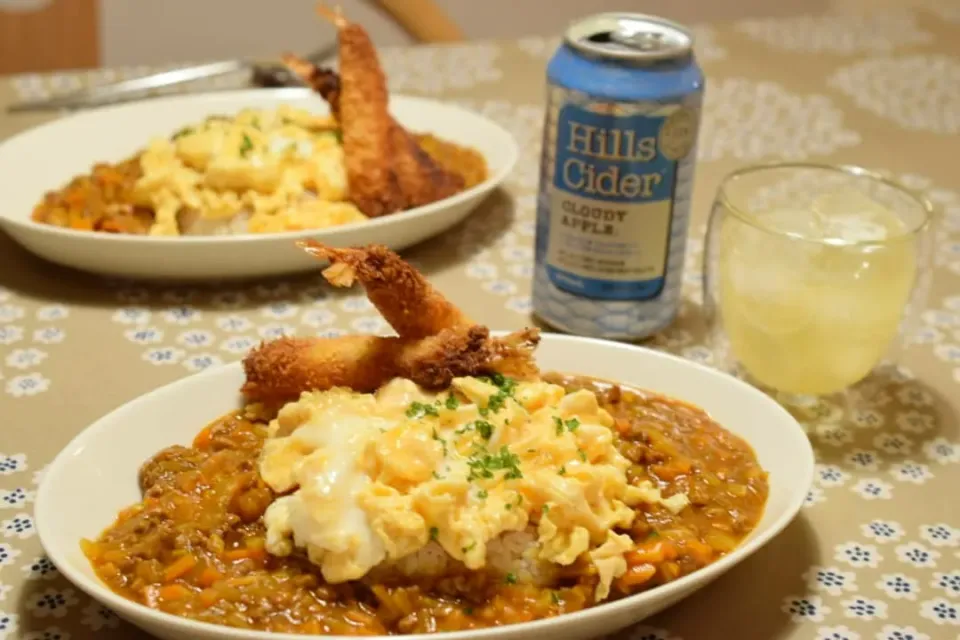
[852,479,894,500]
[22,626,72,640]
[26,589,78,619]
[895,542,940,568]
[699,78,861,162]
[5,373,50,397]
[919,524,959,548]
[782,595,831,622]
[873,624,929,640]
[804,566,858,595]
[923,438,960,464]
[889,461,935,484]
[4,348,46,369]
[816,625,861,640]
[841,596,889,620]
[862,520,906,544]
[737,12,931,53]
[79,601,119,631]
[876,573,920,600]
[895,411,936,434]
[830,55,960,134]
[381,43,502,95]
[918,597,960,625]
[836,542,882,568]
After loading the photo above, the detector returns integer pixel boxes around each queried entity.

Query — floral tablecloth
[2,4,960,640]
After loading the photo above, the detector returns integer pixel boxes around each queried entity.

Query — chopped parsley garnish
[505,572,518,585]
[646,530,660,539]
[445,395,460,410]
[432,471,442,479]
[462,542,477,553]
[429,527,439,541]
[467,446,522,481]
[558,466,567,476]
[578,448,587,461]
[172,126,194,140]
[487,392,508,414]
[555,416,580,434]
[478,406,490,418]
[431,428,448,455]
[239,133,254,156]
[406,401,439,419]
[455,419,494,440]
[550,591,561,605]
[477,489,489,499]
[333,129,343,144]
[489,372,518,395]
[474,420,494,440]
[542,504,550,514]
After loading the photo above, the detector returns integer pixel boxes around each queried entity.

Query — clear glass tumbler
[703,163,932,396]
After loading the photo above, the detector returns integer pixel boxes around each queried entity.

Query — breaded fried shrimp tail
[241,326,494,403]
[299,240,472,338]
[281,54,340,116]
[488,327,542,379]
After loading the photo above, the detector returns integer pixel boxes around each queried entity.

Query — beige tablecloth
[2,6,960,640]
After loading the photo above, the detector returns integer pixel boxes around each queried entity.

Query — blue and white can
[532,13,704,340]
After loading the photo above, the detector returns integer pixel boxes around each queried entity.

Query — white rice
[178,209,251,235]
[377,528,558,586]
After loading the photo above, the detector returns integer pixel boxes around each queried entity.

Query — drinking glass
[703,163,932,396]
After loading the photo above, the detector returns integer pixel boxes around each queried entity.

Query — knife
[6,43,337,114]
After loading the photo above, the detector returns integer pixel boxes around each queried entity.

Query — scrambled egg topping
[259,376,690,601]
[133,106,366,236]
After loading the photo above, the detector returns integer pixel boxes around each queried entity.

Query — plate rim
[35,332,814,640]
[0,88,519,244]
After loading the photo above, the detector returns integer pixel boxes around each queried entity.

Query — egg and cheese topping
[132,106,366,236]
[259,376,691,601]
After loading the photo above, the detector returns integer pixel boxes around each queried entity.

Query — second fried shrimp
[300,240,471,338]
[242,326,492,402]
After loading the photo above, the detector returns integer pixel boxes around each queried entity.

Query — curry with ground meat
[82,375,768,634]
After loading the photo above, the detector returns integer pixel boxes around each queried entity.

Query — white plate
[0,89,518,281]
[35,334,813,640]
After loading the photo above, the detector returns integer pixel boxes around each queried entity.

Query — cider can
[532,13,704,339]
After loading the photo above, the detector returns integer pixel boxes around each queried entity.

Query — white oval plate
[0,89,518,281]
[36,334,813,640]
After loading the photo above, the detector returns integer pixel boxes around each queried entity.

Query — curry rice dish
[31,8,486,237]
[81,242,769,636]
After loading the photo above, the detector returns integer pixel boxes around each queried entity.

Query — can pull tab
[611,25,665,51]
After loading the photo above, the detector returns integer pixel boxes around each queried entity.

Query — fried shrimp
[315,5,402,217]
[282,4,467,216]
[240,240,541,402]
[300,240,471,338]
[242,326,493,402]
[242,327,540,403]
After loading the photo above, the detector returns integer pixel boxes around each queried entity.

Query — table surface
[2,6,960,640]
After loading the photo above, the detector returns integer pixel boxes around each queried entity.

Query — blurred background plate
[0,88,518,281]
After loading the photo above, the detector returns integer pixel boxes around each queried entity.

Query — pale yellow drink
[718,191,917,395]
